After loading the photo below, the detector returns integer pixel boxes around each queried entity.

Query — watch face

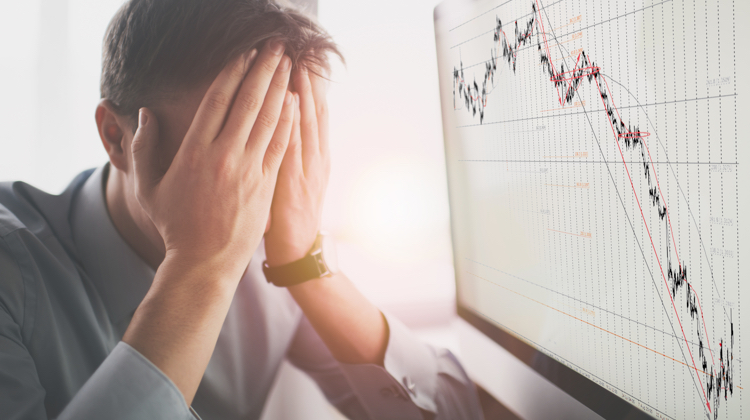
[321,234,339,274]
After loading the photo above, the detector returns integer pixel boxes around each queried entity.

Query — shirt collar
[70,164,155,324]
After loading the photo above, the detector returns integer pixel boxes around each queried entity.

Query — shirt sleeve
[286,312,483,420]
[56,342,198,420]
[0,324,198,420]
[0,239,197,420]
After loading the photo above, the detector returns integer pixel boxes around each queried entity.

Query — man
[0,0,482,419]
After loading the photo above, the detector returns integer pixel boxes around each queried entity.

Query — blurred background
[0,0,458,418]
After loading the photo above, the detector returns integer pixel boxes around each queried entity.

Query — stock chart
[436,0,747,418]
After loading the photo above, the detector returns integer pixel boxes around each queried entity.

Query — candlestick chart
[436,0,744,419]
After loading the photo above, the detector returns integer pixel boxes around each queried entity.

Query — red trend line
[691,283,717,365]
[551,64,601,83]
[618,132,651,138]
[594,74,711,413]
[533,1,563,106]
[455,9,595,113]
[600,75,716,366]
[467,270,743,390]
[498,0,715,411]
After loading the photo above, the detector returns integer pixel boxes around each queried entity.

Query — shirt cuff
[57,341,197,420]
[338,312,439,419]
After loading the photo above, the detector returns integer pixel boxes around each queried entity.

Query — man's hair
[101,0,341,119]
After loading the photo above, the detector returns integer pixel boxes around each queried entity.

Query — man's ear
[95,99,134,172]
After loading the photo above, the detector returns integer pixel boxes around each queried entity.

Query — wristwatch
[263,232,339,287]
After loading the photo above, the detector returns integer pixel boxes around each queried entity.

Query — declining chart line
[451,1,734,417]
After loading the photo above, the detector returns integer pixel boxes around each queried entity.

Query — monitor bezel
[457,305,651,419]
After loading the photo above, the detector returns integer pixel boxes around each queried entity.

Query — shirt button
[402,376,416,395]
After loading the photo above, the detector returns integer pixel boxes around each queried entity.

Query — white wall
[319,0,455,324]
[0,0,121,193]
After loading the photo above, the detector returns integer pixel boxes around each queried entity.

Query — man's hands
[123,41,297,405]
[132,42,295,278]
[264,66,331,266]
[259,66,391,367]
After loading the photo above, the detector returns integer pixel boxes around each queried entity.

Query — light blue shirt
[0,165,482,419]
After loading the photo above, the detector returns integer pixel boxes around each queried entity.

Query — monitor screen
[433,1,748,419]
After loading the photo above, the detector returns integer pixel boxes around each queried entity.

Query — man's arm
[289,272,388,364]
[120,41,294,406]
[286,311,483,420]
[265,65,482,419]
[264,65,389,365]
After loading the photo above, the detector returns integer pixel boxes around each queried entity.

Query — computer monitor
[433,1,749,419]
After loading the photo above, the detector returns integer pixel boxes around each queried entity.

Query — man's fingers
[184,50,257,148]
[131,107,161,204]
[278,92,303,176]
[263,91,295,175]
[244,52,292,158]
[308,65,330,154]
[293,67,319,171]
[223,41,287,147]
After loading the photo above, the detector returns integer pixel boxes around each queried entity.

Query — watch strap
[263,238,332,287]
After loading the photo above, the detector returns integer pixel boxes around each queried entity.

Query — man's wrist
[160,248,248,288]
[264,232,339,287]
[264,237,316,267]
[123,247,245,407]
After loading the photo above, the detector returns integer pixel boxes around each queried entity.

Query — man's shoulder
[0,181,32,237]
[0,184,35,330]
[0,170,94,326]
[0,170,94,239]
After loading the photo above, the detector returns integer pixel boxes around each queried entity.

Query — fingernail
[285,91,293,105]
[138,108,148,127]
[246,49,258,64]
[294,93,300,106]
[269,39,285,55]
[279,56,291,71]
